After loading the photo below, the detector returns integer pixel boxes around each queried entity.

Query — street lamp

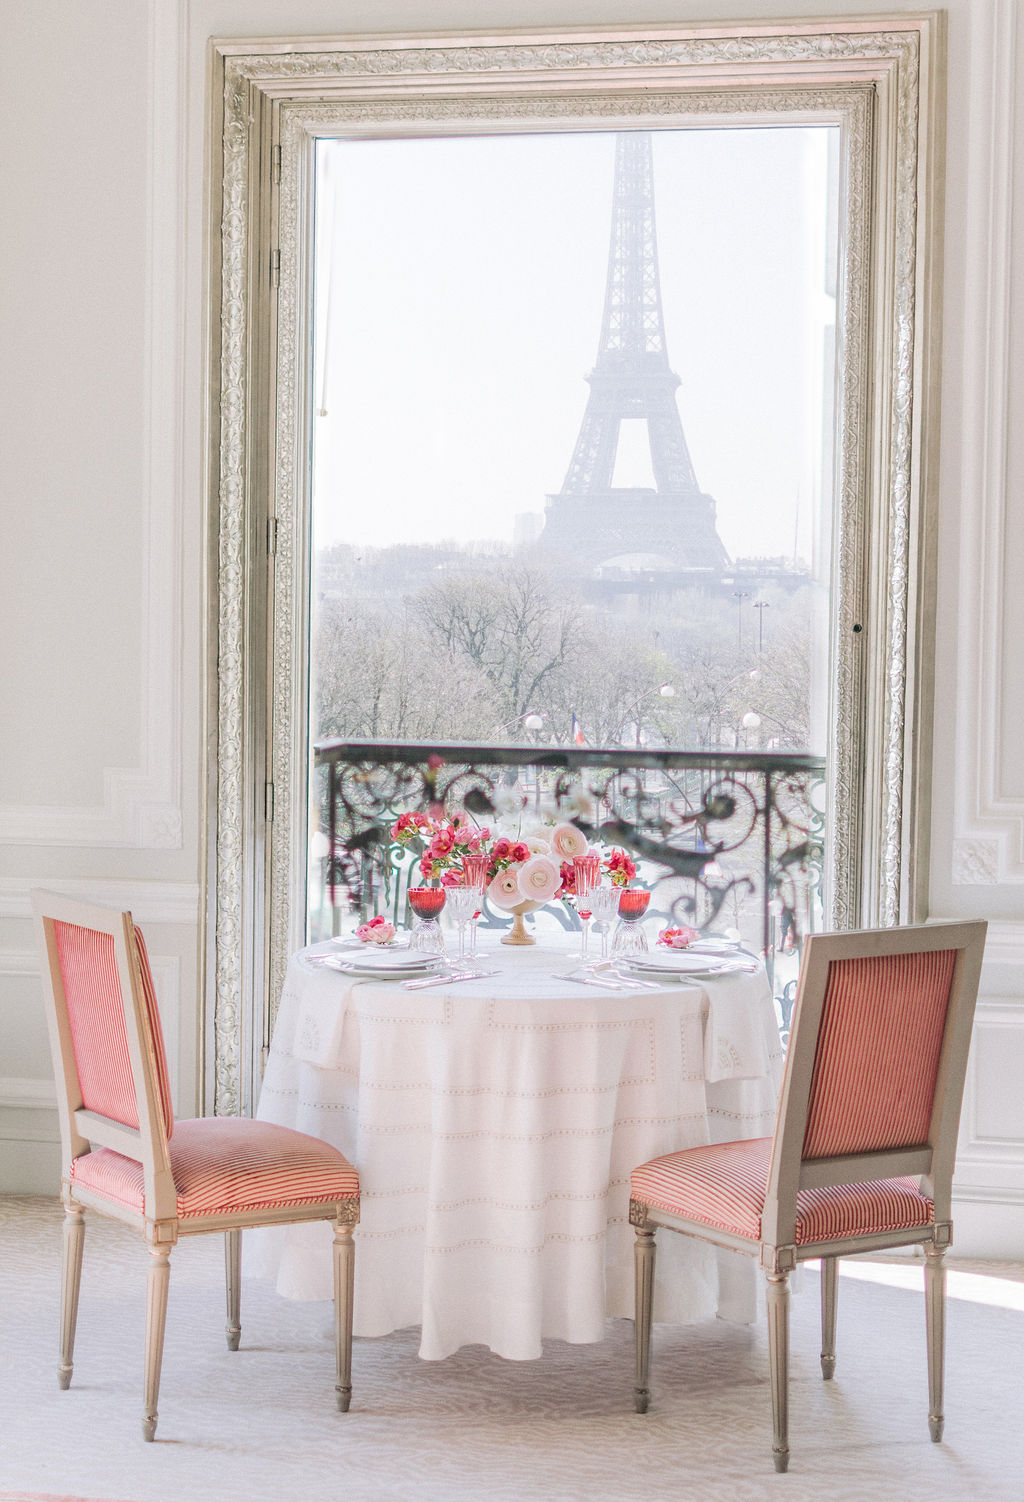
[752,599,770,653]
[621,683,675,747]
[741,710,762,749]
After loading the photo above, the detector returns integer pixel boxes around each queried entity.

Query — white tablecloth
[249,938,784,1360]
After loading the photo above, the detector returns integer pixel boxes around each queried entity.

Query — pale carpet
[1,1196,1020,1502]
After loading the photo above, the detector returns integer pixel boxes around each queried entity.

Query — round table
[249,937,784,1360]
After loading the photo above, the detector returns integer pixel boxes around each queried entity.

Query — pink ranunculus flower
[517,853,560,902]
[488,867,523,910]
[440,869,463,887]
[658,926,700,950]
[355,916,396,945]
[550,823,588,860]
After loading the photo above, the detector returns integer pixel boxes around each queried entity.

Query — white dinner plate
[624,951,730,976]
[327,950,443,978]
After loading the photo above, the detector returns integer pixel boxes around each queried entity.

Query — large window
[209,21,942,1114]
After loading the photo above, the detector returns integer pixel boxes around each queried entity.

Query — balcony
[312,738,826,1032]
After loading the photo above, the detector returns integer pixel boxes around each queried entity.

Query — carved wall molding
[210,18,941,1115]
[953,0,1024,882]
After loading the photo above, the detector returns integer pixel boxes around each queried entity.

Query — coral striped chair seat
[631,1137,934,1247]
[33,891,360,1442]
[628,921,987,1475]
[70,1118,360,1222]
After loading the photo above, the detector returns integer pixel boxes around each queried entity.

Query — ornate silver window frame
[206,18,944,1115]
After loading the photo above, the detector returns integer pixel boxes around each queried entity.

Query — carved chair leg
[634,1226,657,1414]
[765,1270,791,1473]
[924,1243,946,1442]
[333,1218,355,1412]
[59,1203,85,1390]
[820,1254,838,1379]
[225,1229,242,1351]
[143,1246,171,1442]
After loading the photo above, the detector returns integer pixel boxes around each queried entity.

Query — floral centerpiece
[388,811,644,947]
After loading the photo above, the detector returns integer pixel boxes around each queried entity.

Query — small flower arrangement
[355,915,396,945]
[658,925,700,950]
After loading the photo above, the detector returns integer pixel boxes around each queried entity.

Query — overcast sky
[312,125,836,562]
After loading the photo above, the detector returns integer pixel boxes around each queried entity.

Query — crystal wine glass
[611,887,651,958]
[407,886,447,955]
[444,884,477,965]
[589,883,621,962]
[461,854,491,959]
[571,854,601,961]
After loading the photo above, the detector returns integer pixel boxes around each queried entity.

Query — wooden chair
[32,890,360,1440]
[628,920,987,1473]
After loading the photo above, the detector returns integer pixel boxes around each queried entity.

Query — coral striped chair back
[762,922,987,1249]
[33,892,177,1218]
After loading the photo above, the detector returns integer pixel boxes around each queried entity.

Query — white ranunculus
[517,854,560,902]
[525,836,551,855]
[488,868,523,910]
[550,823,589,860]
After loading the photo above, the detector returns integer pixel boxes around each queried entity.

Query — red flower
[492,837,512,862]
[511,841,530,864]
[557,860,576,897]
[604,848,636,888]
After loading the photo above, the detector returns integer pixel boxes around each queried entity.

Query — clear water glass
[445,884,477,963]
[589,884,621,961]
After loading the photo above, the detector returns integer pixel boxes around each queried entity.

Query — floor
[1,1195,1021,1502]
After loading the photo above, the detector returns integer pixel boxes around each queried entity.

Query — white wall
[1,0,1021,1254]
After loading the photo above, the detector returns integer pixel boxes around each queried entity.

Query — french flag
[571,713,585,745]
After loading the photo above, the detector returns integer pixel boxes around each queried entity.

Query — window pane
[311,127,837,756]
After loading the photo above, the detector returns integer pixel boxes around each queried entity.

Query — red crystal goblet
[613,887,651,957]
[407,886,446,954]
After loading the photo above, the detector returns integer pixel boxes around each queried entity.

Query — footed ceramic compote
[611,888,651,958]
[407,886,447,956]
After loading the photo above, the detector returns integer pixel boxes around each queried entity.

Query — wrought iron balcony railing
[312,738,826,1027]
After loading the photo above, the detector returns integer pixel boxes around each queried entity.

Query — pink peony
[488,867,523,910]
[550,823,588,860]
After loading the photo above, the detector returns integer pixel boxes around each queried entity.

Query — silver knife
[403,968,498,990]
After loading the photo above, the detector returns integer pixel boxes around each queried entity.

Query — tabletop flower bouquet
[388,810,646,947]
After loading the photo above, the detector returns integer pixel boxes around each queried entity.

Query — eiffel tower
[539,132,730,574]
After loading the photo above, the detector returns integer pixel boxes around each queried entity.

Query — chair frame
[629,920,987,1472]
[33,890,358,1439]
